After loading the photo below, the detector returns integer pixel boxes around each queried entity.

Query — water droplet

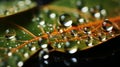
[77,18,86,24]
[5,28,16,41]
[24,52,29,58]
[49,13,56,19]
[71,57,77,63]
[94,12,101,19]
[68,48,78,54]
[54,42,64,48]
[83,27,91,35]
[102,19,113,32]
[81,6,89,13]
[38,37,48,49]
[39,49,49,60]
[31,46,36,51]
[8,52,12,57]
[43,60,49,64]
[76,0,85,10]
[85,36,93,47]
[25,0,32,5]
[17,61,23,67]
[59,13,73,27]
[98,33,106,41]
[64,60,70,66]
[100,9,107,17]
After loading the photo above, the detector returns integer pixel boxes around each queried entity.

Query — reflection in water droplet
[59,13,73,27]
[102,19,113,32]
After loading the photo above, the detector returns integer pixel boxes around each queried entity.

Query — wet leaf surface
[0,0,120,67]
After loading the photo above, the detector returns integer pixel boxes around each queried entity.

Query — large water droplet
[59,13,73,27]
[102,19,113,32]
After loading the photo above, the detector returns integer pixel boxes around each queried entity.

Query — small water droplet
[94,12,101,19]
[98,33,106,41]
[77,18,86,24]
[31,46,36,51]
[68,48,78,54]
[76,0,85,10]
[81,6,89,13]
[59,13,73,27]
[102,19,113,32]
[49,12,56,19]
[5,28,16,41]
[8,52,12,57]
[38,37,48,49]
[24,52,29,58]
[39,49,49,60]
[17,61,23,67]
[100,9,107,17]
[71,57,77,63]
[85,36,93,47]
[83,27,91,35]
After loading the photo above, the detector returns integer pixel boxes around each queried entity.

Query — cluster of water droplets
[0,0,35,16]
[76,0,107,19]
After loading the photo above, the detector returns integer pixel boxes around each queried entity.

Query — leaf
[0,0,120,67]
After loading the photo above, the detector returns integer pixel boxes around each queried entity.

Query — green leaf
[0,0,120,67]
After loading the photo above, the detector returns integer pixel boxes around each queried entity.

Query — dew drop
[83,27,91,35]
[38,37,48,49]
[8,52,12,57]
[100,9,107,17]
[71,57,77,63]
[59,13,73,27]
[94,12,101,19]
[49,12,56,19]
[81,6,89,13]
[24,52,29,58]
[76,0,85,10]
[85,36,93,47]
[31,46,36,51]
[39,49,49,60]
[5,28,16,41]
[68,48,78,54]
[77,18,86,24]
[98,33,106,41]
[102,19,113,32]
[17,61,23,67]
